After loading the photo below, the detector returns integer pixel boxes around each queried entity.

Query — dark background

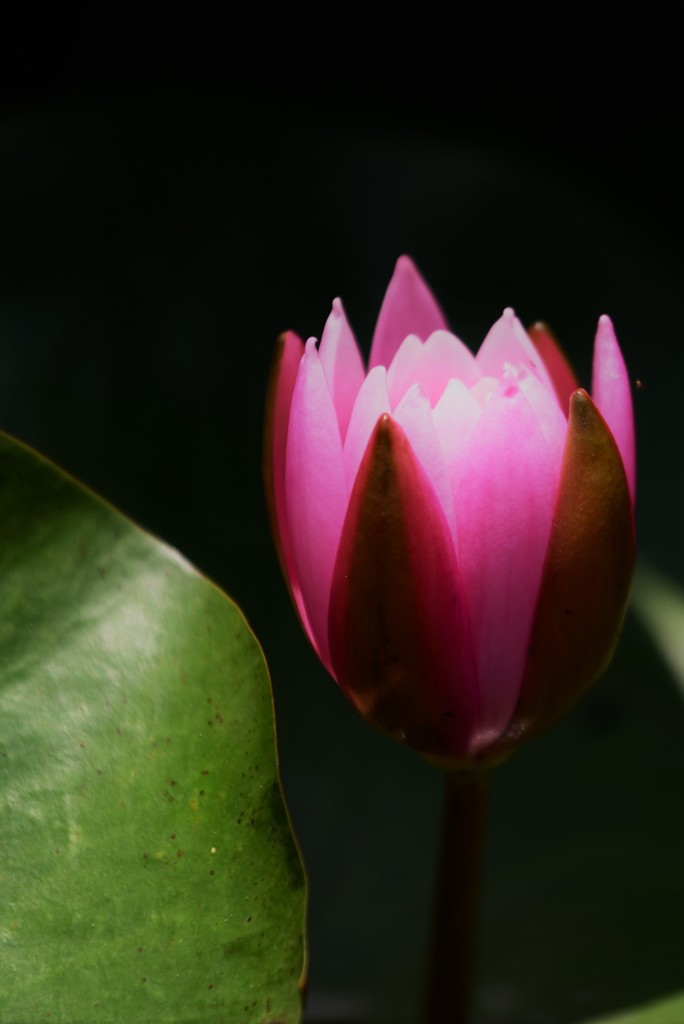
[2,28,683,1023]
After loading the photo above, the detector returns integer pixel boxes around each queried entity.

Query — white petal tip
[499,370,522,403]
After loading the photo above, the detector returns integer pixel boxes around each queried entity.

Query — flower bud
[264,257,635,767]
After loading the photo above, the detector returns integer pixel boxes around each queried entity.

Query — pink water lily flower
[264,257,635,767]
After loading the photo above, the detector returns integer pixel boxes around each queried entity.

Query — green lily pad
[632,562,684,698]
[0,433,306,1023]
[580,991,684,1023]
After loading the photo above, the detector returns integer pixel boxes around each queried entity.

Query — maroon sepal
[499,389,635,750]
[328,413,478,762]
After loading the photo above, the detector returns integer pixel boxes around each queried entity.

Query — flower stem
[424,769,489,1024]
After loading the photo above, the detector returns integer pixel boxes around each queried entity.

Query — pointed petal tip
[594,314,621,353]
[478,309,558,397]
[395,253,417,273]
[365,411,412,471]
[594,313,622,350]
[391,254,431,292]
[591,317,635,504]
[321,298,350,345]
[266,331,305,411]
[273,329,305,360]
[370,255,448,370]
[529,319,556,339]
[571,385,590,403]
[569,387,604,430]
[372,411,394,445]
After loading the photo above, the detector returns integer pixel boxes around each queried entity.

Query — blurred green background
[1,32,683,1023]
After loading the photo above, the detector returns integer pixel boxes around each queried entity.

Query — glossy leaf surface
[0,434,305,1023]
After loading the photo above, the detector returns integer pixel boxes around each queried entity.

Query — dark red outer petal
[328,413,479,762]
[263,330,305,587]
[528,321,580,414]
[495,388,635,752]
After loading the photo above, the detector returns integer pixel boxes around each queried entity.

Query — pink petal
[433,378,482,543]
[421,329,481,393]
[499,390,635,751]
[470,376,499,406]
[393,383,455,540]
[328,414,479,760]
[592,315,636,505]
[343,365,391,492]
[285,338,349,671]
[386,333,423,409]
[263,331,314,640]
[369,255,448,370]
[454,372,560,748]
[318,297,366,442]
[476,308,556,395]
[527,322,579,414]
[386,330,478,410]
[517,370,568,468]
